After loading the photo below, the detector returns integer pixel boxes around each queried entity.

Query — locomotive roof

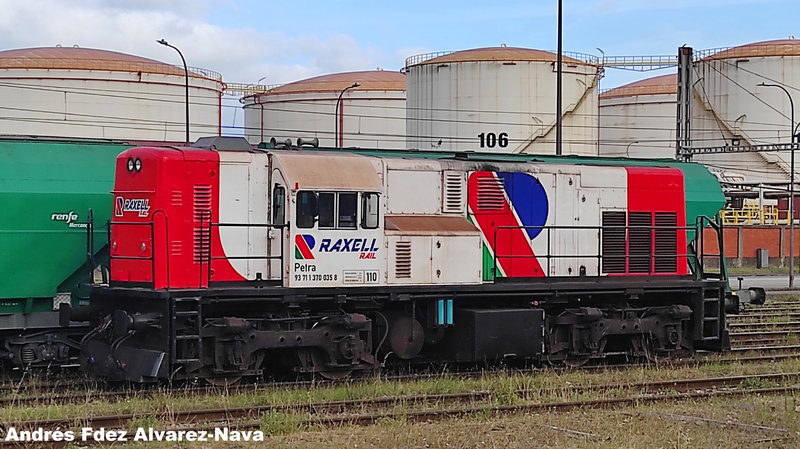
[272,151,383,191]
[273,146,725,227]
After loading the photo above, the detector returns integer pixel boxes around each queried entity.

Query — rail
[491,217,724,281]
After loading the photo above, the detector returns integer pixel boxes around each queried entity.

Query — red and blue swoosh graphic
[468,171,549,278]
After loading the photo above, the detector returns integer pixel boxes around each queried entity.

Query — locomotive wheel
[297,348,353,380]
[562,353,591,367]
[205,375,243,387]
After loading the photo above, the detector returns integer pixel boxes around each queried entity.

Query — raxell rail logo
[114,196,151,218]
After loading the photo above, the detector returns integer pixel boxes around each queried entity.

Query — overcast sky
[1,0,797,132]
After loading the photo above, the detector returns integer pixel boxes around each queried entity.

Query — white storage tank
[405,47,601,155]
[0,46,224,142]
[692,39,800,182]
[599,73,677,158]
[242,70,406,148]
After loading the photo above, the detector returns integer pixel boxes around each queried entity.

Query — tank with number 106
[405,47,601,155]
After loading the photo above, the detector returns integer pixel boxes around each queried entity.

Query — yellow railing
[720,205,783,225]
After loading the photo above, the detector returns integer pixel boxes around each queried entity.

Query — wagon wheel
[297,348,354,380]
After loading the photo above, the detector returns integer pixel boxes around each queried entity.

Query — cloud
[0,0,391,84]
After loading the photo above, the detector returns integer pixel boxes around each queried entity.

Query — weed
[739,377,778,390]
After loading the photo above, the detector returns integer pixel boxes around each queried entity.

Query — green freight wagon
[0,137,131,368]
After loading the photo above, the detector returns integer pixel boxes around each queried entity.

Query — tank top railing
[490,218,724,281]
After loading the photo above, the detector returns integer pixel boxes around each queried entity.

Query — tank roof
[407,47,592,67]
[600,74,677,100]
[701,39,800,60]
[0,47,222,81]
[261,70,406,95]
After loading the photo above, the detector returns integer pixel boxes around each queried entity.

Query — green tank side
[0,138,131,312]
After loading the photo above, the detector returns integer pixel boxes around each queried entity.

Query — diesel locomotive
[68,137,730,384]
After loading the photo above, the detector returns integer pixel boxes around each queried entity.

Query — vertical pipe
[446,299,454,326]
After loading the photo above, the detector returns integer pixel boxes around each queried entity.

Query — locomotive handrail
[106,211,170,288]
[491,223,707,279]
[695,215,726,281]
[204,221,288,285]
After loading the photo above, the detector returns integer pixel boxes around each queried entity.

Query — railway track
[1,371,798,447]
[2,347,800,410]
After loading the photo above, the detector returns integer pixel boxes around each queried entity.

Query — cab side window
[295,191,380,229]
[318,192,335,228]
[272,185,285,225]
[338,193,358,229]
[361,192,379,229]
[296,191,316,228]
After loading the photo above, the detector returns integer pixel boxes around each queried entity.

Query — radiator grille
[394,241,412,278]
[193,185,212,263]
[654,212,678,272]
[474,175,506,212]
[601,211,626,273]
[628,212,652,273]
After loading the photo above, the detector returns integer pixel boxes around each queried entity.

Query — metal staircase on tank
[171,297,203,366]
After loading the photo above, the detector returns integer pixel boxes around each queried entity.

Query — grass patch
[260,411,314,436]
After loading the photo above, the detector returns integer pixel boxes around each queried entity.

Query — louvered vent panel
[193,185,212,263]
[654,212,678,273]
[628,212,652,273]
[601,211,626,273]
[171,241,182,257]
[171,190,183,207]
[395,241,412,278]
[442,172,465,213]
[475,176,505,212]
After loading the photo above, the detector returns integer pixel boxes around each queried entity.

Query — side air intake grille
[628,212,652,273]
[654,212,678,272]
[474,175,505,212]
[442,171,465,213]
[601,211,626,274]
[394,241,412,279]
[193,185,212,263]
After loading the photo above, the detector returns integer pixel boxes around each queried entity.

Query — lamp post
[157,39,190,144]
[625,140,639,157]
[596,47,604,155]
[334,83,359,147]
[758,82,795,287]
